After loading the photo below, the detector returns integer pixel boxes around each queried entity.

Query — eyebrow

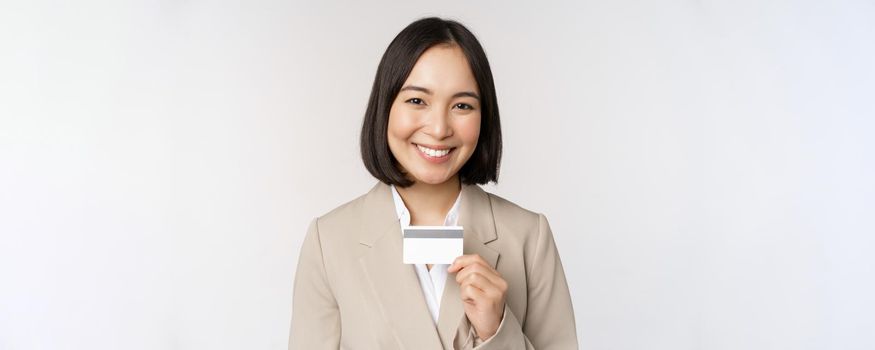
[399,85,480,100]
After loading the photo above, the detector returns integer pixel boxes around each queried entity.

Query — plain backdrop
[1,1,874,349]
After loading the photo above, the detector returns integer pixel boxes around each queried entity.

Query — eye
[454,103,474,110]
[406,98,425,105]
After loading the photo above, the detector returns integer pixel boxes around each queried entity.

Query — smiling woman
[387,44,483,185]
[360,19,502,190]
[290,17,578,350]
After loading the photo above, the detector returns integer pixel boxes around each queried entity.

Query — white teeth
[416,144,451,157]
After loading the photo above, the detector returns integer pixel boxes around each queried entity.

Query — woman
[290,17,578,350]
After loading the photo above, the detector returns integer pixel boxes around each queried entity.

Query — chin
[414,177,448,185]
[411,172,453,185]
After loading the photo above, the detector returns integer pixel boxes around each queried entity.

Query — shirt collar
[390,184,462,227]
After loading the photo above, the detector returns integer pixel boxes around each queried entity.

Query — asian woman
[289,17,578,350]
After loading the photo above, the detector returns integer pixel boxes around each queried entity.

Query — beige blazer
[289,182,578,350]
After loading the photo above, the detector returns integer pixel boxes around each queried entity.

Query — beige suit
[289,182,578,349]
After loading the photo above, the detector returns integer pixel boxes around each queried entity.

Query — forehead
[402,44,479,93]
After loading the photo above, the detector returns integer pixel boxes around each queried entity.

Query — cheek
[387,108,418,141]
[455,115,482,147]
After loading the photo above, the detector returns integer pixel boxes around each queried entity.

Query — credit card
[402,226,463,264]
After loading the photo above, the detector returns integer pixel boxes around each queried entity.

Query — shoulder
[485,190,538,217]
[481,188,545,230]
[311,189,370,236]
[318,190,371,225]
[307,182,395,244]
[464,185,552,253]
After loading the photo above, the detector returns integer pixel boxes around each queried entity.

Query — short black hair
[360,17,502,188]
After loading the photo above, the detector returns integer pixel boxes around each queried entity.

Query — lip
[413,143,453,150]
[413,143,455,164]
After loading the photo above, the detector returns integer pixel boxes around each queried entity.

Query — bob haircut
[360,17,502,188]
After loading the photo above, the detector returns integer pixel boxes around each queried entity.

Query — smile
[413,143,455,162]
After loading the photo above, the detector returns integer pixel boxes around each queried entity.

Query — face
[387,44,482,186]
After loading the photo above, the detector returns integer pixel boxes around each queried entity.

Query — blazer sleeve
[460,214,579,350]
[289,218,341,350]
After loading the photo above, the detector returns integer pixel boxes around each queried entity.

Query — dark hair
[360,17,502,188]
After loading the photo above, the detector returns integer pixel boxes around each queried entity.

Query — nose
[423,105,453,139]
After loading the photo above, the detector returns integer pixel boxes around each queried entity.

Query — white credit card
[402,226,463,264]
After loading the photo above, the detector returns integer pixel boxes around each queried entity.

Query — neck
[395,176,461,226]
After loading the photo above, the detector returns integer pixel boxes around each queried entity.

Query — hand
[448,254,507,341]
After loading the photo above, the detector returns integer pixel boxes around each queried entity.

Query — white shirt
[390,185,462,325]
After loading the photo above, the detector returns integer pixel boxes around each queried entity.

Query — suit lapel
[358,183,443,350]
[436,184,500,349]
[357,182,501,350]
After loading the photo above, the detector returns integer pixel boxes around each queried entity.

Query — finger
[459,276,505,307]
[455,263,505,288]
[449,255,508,295]
[460,274,509,305]
[459,272,499,293]
[449,254,488,271]
[459,280,487,303]
[449,254,491,272]
[449,255,500,282]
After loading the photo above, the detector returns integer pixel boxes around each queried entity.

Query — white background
[2,1,874,349]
